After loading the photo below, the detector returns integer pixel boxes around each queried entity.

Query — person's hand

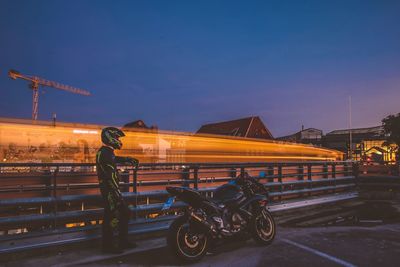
[126,157,139,167]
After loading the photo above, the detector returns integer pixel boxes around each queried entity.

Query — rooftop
[196,116,273,139]
[326,126,384,136]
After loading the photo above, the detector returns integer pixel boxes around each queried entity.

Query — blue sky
[1,0,399,136]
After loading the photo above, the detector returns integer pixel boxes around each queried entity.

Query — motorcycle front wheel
[167,216,208,262]
[251,208,276,245]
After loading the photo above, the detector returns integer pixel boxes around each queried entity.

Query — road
[91,224,399,267]
[7,223,399,267]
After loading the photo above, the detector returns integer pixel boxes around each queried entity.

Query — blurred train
[0,117,343,163]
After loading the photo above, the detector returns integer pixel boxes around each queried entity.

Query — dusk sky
[0,0,399,137]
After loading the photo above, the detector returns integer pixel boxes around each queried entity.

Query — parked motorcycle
[163,173,276,262]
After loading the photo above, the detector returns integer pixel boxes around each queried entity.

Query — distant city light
[72,129,98,134]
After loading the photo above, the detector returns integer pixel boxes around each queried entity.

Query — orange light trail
[0,117,343,163]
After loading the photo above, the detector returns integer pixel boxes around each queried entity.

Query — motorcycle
[163,173,276,262]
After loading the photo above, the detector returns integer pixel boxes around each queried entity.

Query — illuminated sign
[72,129,98,134]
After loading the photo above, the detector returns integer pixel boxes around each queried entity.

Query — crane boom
[8,69,91,120]
[8,70,91,96]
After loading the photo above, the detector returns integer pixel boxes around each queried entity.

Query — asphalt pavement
[6,223,399,267]
[90,224,399,267]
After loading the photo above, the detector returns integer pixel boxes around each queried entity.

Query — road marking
[281,238,357,267]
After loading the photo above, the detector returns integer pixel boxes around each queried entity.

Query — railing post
[120,170,130,192]
[352,161,359,178]
[352,161,359,187]
[267,165,274,183]
[128,168,133,192]
[297,164,304,180]
[344,162,349,176]
[133,166,138,220]
[308,164,312,196]
[297,164,304,197]
[240,167,245,178]
[182,166,190,187]
[229,167,237,179]
[278,164,283,201]
[133,167,138,193]
[332,162,336,192]
[323,163,328,178]
[194,166,199,190]
[131,164,138,193]
[52,166,59,230]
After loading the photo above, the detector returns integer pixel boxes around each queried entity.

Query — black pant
[102,201,130,248]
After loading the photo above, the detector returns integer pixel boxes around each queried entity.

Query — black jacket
[96,146,130,203]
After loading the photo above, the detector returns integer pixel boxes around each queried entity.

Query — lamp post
[349,96,353,160]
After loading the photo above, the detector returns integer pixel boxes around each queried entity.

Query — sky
[0,0,399,137]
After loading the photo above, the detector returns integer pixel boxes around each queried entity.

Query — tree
[382,113,400,161]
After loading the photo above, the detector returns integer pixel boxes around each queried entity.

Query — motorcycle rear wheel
[167,216,208,262]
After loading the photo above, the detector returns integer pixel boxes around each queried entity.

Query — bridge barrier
[0,192,359,256]
[0,161,356,253]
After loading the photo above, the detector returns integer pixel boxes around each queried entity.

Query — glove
[125,157,139,167]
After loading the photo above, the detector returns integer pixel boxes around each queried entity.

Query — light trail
[0,117,343,163]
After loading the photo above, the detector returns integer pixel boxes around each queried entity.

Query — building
[123,120,158,130]
[323,126,396,161]
[276,126,323,146]
[196,116,274,140]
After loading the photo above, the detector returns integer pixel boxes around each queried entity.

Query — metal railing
[0,161,356,235]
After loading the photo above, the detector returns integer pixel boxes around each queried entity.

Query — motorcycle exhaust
[190,211,217,234]
[189,212,234,237]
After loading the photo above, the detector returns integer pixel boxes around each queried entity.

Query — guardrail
[0,161,355,237]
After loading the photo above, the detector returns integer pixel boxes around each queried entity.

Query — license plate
[162,196,175,211]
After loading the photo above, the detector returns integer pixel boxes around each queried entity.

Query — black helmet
[101,127,125,149]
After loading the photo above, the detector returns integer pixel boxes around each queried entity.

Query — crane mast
[8,69,91,120]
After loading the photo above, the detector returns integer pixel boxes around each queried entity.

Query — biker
[96,127,139,253]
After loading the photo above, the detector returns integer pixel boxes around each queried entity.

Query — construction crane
[8,69,91,120]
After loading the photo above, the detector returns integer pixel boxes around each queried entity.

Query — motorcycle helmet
[101,127,125,149]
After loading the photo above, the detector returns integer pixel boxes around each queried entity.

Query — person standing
[96,127,139,253]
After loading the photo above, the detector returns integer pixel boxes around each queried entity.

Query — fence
[0,161,356,236]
